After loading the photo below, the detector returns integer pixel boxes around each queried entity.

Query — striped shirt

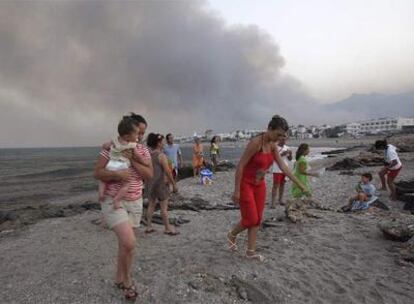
[100,144,150,201]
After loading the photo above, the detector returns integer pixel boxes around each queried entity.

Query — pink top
[100,144,150,201]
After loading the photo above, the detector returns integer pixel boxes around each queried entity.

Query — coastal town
[176,116,414,143]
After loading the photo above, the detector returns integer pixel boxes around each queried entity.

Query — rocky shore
[0,135,413,303]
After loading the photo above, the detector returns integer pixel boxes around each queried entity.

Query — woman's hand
[310,172,320,178]
[299,183,310,196]
[116,169,131,182]
[232,191,240,205]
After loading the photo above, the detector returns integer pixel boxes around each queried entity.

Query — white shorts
[106,159,129,171]
[101,196,143,229]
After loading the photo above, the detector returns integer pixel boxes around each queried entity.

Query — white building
[345,122,361,136]
[359,117,414,134]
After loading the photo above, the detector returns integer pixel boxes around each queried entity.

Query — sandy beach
[1,138,414,304]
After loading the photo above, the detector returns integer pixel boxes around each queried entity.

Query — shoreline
[0,136,413,303]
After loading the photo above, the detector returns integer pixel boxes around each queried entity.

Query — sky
[208,0,414,102]
[0,0,413,147]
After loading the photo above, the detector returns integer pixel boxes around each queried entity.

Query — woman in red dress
[227,115,308,261]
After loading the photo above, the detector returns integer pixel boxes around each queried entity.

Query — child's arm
[101,140,113,151]
[132,147,151,166]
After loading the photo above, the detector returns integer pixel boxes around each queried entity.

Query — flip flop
[245,250,265,262]
[114,282,125,290]
[164,230,180,236]
[227,231,238,251]
[124,284,138,301]
[145,228,156,234]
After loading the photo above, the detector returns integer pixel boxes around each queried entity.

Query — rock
[339,171,354,176]
[80,201,101,210]
[395,179,414,213]
[358,152,384,167]
[0,220,16,232]
[188,280,202,290]
[237,287,248,300]
[399,237,414,263]
[215,161,236,171]
[321,148,349,155]
[285,199,333,223]
[230,277,273,303]
[327,158,362,171]
[396,179,414,195]
[6,212,19,221]
[177,165,194,180]
[378,218,414,242]
[146,214,191,227]
[370,199,389,211]
[0,211,18,224]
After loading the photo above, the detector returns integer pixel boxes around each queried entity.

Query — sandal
[227,231,238,251]
[245,249,265,262]
[164,230,180,236]
[145,228,156,234]
[124,284,138,301]
[114,281,125,290]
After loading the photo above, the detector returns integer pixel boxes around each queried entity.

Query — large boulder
[327,158,362,171]
[378,218,414,242]
[395,179,414,213]
[357,152,384,167]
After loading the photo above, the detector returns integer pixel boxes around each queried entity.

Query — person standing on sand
[164,133,183,180]
[291,143,319,199]
[145,133,179,236]
[227,115,309,262]
[192,137,204,177]
[270,137,292,208]
[210,136,220,173]
[376,140,402,200]
[94,113,153,301]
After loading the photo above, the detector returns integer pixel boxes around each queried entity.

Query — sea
[0,144,337,209]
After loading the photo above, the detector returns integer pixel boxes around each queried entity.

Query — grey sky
[0,1,412,147]
[209,0,414,101]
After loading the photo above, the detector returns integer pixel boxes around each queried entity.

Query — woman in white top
[376,140,402,201]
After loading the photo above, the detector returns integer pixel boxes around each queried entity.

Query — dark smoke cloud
[0,0,322,147]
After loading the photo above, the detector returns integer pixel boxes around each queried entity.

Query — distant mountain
[322,92,414,122]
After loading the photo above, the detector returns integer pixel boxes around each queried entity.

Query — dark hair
[268,115,289,131]
[117,116,136,137]
[130,112,147,126]
[166,133,172,141]
[211,136,218,144]
[296,143,309,161]
[147,133,164,149]
[375,140,387,150]
[362,172,373,181]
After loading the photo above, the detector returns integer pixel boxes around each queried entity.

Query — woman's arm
[298,162,318,177]
[233,139,259,203]
[159,153,177,192]
[123,149,154,180]
[93,154,130,182]
[273,150,308,193]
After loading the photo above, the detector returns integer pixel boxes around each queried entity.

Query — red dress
[239,146,274,228]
